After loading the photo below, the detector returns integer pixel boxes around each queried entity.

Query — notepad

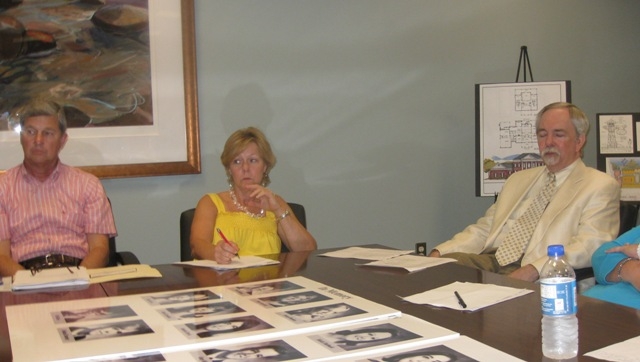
[175,255,280,270]
[12,266,90,291]
[88,264,162,283]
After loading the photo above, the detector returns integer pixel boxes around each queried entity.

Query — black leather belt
[19,254,82,270]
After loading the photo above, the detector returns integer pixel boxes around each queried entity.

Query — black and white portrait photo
[177,315,273,339]
[358,345,478,362]
[231,280,303,296]
[309,323,421,352]
[142,290,220,305]
[157,301,244,320]
[52,305,137,324]
[279,303,365,324]
[58,320,154,342]
[192,340,306,362]
[253,291,330,308]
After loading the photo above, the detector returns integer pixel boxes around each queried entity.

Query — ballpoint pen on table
[216,228,240,259]
[454,290,467,309]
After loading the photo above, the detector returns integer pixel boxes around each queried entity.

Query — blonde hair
[220,127,276,185]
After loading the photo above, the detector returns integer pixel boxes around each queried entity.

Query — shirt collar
[20,160,62,184]
[548,159,579,187]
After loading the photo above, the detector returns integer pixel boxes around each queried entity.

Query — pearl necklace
[229,187,265,218]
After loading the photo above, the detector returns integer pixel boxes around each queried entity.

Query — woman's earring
[227,172,233,187]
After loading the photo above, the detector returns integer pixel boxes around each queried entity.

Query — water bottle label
[540,279,577,316]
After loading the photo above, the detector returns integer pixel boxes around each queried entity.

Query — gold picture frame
[85,0,200,178]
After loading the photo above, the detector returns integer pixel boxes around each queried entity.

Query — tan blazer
[436,160,620,272]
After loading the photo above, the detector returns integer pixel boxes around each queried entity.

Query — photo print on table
[356,344,478,362]
[142,289,220,305]
[253,291,331,308]
[157,301,244,320]
[99,351,167,362]
[278,303,365,324]
[231,280,304,296]
[58,319,154,342]
[192,339,306,362]
[177,315,274,339]
[308,322,421,352]
[52,305,137,324]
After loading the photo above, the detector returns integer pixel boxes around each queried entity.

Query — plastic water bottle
[540,244,578,359]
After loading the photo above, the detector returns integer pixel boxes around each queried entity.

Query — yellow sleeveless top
[209,193,281,255]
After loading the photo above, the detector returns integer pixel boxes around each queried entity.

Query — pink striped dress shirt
[0,162,117,262]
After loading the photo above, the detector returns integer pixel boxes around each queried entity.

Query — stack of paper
[12,266,90,291]
[175,255,280,270]
[402,281,533,311]
[319,247,413,261]
[585,335,640,361]
[362,255,457,272]
[88,265,162,283]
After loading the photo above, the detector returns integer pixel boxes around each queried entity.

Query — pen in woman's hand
[216,228,240,259]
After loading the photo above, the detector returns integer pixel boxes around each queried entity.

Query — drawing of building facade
[487,153,543,180]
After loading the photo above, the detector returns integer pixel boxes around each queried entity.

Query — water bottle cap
[547,244,565,257]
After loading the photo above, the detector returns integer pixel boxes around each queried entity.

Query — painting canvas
[0,0,199,178]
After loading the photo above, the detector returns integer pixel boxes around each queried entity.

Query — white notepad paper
[12,266,90,291]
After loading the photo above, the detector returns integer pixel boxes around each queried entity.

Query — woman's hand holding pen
[214,229,239,264]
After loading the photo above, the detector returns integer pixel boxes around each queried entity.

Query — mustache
[541,147,559,157]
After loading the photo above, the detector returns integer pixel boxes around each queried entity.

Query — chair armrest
[116,251,141,265]
[574,267,594,281]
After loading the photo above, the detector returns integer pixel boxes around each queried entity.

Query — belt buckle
[44,253,58,267]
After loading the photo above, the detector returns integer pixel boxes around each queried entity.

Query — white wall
[101,0,640,264]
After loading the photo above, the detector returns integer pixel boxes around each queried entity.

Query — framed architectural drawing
[596,113,640,201]
[0,0,200,178]
[475,81,571,197]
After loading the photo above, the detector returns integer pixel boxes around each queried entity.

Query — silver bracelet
[277,210,290,222]
[616,257,634,282]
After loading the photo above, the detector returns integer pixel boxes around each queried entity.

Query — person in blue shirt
[583,227,640,309]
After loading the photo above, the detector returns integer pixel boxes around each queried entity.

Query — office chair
[106,198,140,266]
[108,236,140,266]
[618,201,640,237]
[179,202,307,261]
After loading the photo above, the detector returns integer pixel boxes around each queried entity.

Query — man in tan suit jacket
[430,102,620,282]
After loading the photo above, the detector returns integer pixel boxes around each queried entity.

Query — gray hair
[17,99,67,133]
[535,102,589,137]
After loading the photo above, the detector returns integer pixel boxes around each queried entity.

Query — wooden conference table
[3,246,640,361]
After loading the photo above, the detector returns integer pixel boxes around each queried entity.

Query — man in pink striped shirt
[0,99,117,277]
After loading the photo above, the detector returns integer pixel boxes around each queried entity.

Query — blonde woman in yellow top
[190,127,317,264]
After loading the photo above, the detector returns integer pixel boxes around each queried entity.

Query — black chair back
[106,198,140,266]
[619,201,640,236]
[180,208,196,262]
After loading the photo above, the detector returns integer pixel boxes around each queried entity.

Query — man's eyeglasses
[30,265,79,276]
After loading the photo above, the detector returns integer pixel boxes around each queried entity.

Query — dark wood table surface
[4,247,640,361]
